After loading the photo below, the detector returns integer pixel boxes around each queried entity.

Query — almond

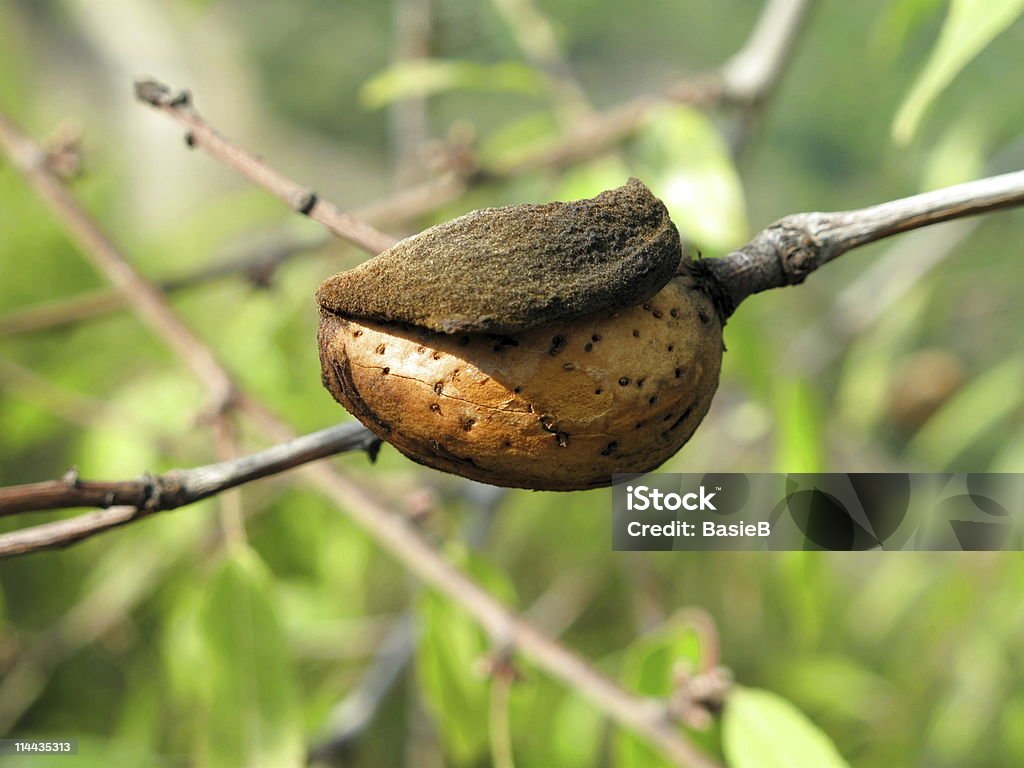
[318,273,722,490]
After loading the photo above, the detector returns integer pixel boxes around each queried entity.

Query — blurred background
[1,0,1023,765]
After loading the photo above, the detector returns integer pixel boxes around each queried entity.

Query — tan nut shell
[318,273,722,491]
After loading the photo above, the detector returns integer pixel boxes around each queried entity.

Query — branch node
[169,89,193,108]
[133,78,169,106]
[134,78,191,110]
[42,121,84,180]
[667,664,733,729]
[769,217,823,285]
[365,437,382,464]
[140,471,161,512]
[478,646,525,684]
[61,466,80,488]
[296,190,318,216]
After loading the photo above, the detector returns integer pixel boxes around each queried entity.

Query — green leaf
[615,618,709,768]
[920,112,986,189]
[774,655,895,723]
[547,693,604,767]
[723,687,850,768]
[632,104,748,252]
[162,580,209,712]
[416,548,517,764]
[993,431,1024,471]
[892,0,1024,144]
[196,548,303,768]
[361,59,550,109]
[871,0,945,60]
[772,552,829,648]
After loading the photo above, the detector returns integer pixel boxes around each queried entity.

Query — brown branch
[0,423,377,517]
[0,426,719,766]
[0,291,127,337]
[704,169,1024,316]
[134,79,399,256]
[139,0,815,246]
[0,423,378,551]
[719,0,818,157]
[719,0,818,105]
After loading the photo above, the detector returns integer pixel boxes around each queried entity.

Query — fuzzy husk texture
[316,178,682,334]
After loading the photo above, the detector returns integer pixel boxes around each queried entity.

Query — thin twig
[704,169,1024,315]
[489,671,516,768]
[719,0,818,104]
[719,0,818,157]
[211,413,247,548]
[0,422,376,517]
[0,423,377,547]
[0,291,128,337]
[308,613,417,764]
[139,0,815,247]
[134,79,399,256]
[1,429,719,764]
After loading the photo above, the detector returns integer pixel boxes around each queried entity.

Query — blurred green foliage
[1,0,1023,766]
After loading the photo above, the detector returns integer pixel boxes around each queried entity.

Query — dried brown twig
[0,424,375,519]
[134,80,399,257]
[705,169,1024,316]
